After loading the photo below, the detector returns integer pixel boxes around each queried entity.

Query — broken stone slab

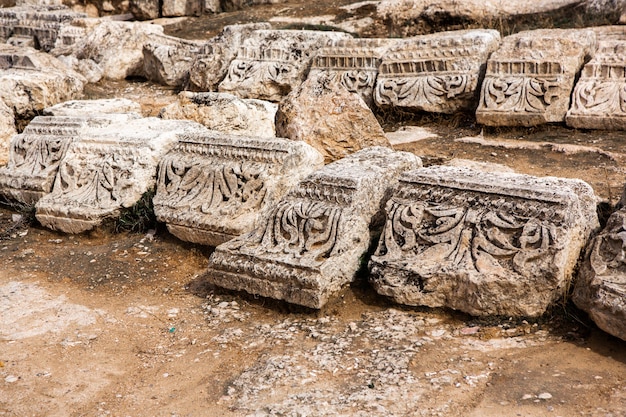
[162,0,201,16]
[153,132,324,246]
[43,98,142,116]
[276,71,390,163]
[0,114,137,205]
[369,166,599,317]
[309,38,398,107]
[476,29,596,127]
[160,91,277,138]
[188,23,271,92]
[574,205,626,341]
[142,33,204,87]
[218,29,353,101]
[204,147,422,309]
[0,99,16,166]
[35,118,207,234]
[129,0,160,20]
[375,29,500,114]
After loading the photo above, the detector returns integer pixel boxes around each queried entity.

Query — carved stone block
[0,99,16,166]
[35,118,207,234]
[573,206,626,341]
[142,33,204,87]
[218,29,353,101]
[204,147,422,308]
[374,30,500,114]
[369,166,599,317]
[43,98,142,117]
[476,29,596,126]
[153,132,324,246]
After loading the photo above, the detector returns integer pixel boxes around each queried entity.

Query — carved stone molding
[142,33,204,87]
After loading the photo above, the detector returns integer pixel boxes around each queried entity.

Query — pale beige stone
[43,98,142,116]
[142,33,204,87]
[205,147,422,309]
[369,166,599,317]
[129,0,160,20]
[161,0,200,16]
[0,99,16,166]
[160,91,277,138]
[153,132,324,246]
[276,71,390,163]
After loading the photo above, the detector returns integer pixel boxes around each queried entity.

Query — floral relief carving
[480,76,561,114]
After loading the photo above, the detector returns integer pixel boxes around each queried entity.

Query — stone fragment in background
[369,166,599,317]
[375,29,500,114]
[205,147,422,309]
[35,118,207,234]
[219,29,353,102]
[142,33,204,87]
[0,114,137,205]
[574,205,626,341]
[310,38,398,108]
[162,0,200,16]
[276,71,390,163]
[160,92,277,138]
[188,23,271,92]
[44,98,142,116]
[476,29,596,126]
[0,99,16,166]
[153,133,323,246]
[130,0,160,20]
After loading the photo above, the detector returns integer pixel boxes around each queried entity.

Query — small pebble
[4,375,18,383]
[538,392,553,400]
[522,394,533,400]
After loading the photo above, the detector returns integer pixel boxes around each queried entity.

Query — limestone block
[310,38,398,107]
[218,29,353,101]
[574,206,626,341]
[0,99,16,166]
[160,91,277,138]
[369,166,599,317]
[0,114,135,205]
[188,23,271,92]
[161,0,200,16]
[43,98,142,116]
[476,29,596,127]
[374,30,500,114]
[142,34,204,87]
[130,0,160,20]
[35,118,207,234]
[204,147,422,309]
[153,132,324,246]
[276,71,390,163]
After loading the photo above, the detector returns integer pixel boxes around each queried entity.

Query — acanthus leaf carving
[481,76,560,113]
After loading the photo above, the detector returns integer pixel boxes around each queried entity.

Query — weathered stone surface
[153,133,324,246]
[276,71,390,163]
[574,205,626,341]
[0,99,16,166]
[476,29,596,127]
[369,166,599,317]
[374,29,500,114]
[205,147,422,309]
[188,23,270,92]
[35,118,206,234]
[129,0,160,20]
[142,33,204,87]
[0,114,135,205]
[160,91,277,138]
[43,98,142,116]
[310,38,397,107]
[218,29,353,101]
[162,0,200,16]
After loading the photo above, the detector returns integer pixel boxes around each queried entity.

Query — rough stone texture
[0,114,136,205]
[276,71,390,163]
[374,29,500,114]
[142,33,204,87]
[0,99,16,166]
[160,91,277,138]
[205,147,422,309]
[43,98,142,116]
[153,132,324,246]
[476,29,596,127]
[369,166,599,317]
[162,0,200,16]
[574,205,626,341]
[129,0,160,20]
[218,29,353,101]
[35,118,207,234]
[310,38,398,107]
[188,23,271,92]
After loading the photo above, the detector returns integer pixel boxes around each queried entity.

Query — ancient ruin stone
[43,98,142,116]
[35,118,206,234]
[369,166,599,317]
[310,38,397,107]
[153,133,324,246]
[142,33,204,87]
[160,92,277,138]
[162,0,200,16]
[218,29,353,101]
[129,0,160,20]
[476,29,596,127]
[574,206,626,341]
[0,99,16,166]
[205,147,422,309]
[0,114,136,205]
[374,30,500,114]
[276,71,390,163]
[188,23,270,92]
